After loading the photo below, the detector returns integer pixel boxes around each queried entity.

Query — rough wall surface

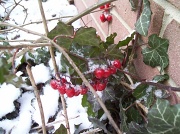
[74,0,180,87]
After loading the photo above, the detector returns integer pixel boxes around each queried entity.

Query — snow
[0,83,21,118]
[31,63,51,84]
[0,0,91,133]
[32,84,59,125]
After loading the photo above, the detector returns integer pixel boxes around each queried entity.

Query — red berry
[61,78,67,83]
[50,80,58,90]
[66,87,75,98]
[96,82,106,91]
[100,14,106,23]
[75,90,80,96]
[109,66,117,74]
[99,5,105,9]
[105,3,110,8]
[106,14,112,22]
[103,68,111,78]
[91,83,97,91]
[80,87,88,95]
[94,68,105,79]
[113,59,121,69]
[57,84,66,94]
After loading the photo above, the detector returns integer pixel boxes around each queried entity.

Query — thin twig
[66,0,117,25]
[31,115,80,131]
[37,1,71,134]
[141,81,180,92]
[0,43,51,50]
[26,65,47,134]
[2,0,23,21]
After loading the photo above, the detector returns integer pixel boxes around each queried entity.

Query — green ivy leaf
[88,117,109,133]
[142,34,169,72]
[82,94,96,117]
[56,37,73,49]
[54,124,67,134]
[5,74,25,88]
[103,33,117,49]
[132,84,149,99]
[69,43,102,58]
[145,88,155,108]
[128,122,148,134]
[153,74,169,83]
[120,99,129,132]
[147,99,180,134]
[129,0,138,11]
[47,21,74,39]
[0,57,9,84]
[116,32,135,48]
[74,27,101,47]
[126,107,142,124]
[135,0,151,36]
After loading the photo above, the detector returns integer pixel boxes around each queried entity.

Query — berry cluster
[99,3,112,23]
[50,59,121,97]
[91,59,121,91]
[50,78,88,98]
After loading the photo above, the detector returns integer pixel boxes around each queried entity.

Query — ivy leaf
[128,122,148,134]
[135,0,151,36]
[74,27,101,47]
[132,84,149,99]
[88,117,109,133]
[153,74,169,83]
[129,0,138,11]
[119,99,129,132]
[5,74,25,88]
[0,57,9,84]
[116,32,135,48]
[47,21,74,39]
[82,94,96,117]
[142,34,169,72]
[54,124,67,134]
[103,33,117,49]
[56,37,73,49]
[147,98,180,133]
[126,107,142,124]
[102,86,116,102]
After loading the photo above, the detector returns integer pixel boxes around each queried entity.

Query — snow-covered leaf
[102,86,115,102]
[116,32,135,47]
[88,117,109,133]
[135,0,151,36]
[142,34,169,72]
[147,99,180,133]
[74,27,101,47]
[153,74,169,83]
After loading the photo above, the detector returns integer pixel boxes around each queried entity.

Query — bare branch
[26,65,47,134]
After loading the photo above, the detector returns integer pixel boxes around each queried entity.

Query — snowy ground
[0,0,92,133]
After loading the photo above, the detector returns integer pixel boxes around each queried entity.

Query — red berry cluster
[50,59,121,97]
[91,59,121,91]
[50,78,88,98]
[99,3,112,23]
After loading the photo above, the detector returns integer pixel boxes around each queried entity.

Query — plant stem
[26,65,47,134]
[66,0,117,25]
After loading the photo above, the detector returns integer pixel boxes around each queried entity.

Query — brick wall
[73,0,180,88]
